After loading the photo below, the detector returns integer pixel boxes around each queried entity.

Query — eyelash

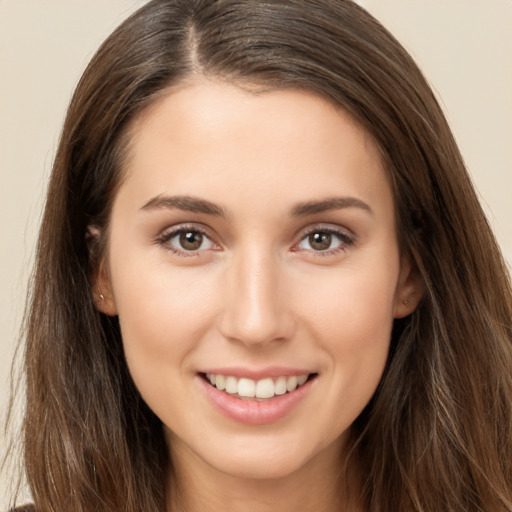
[294,226,355,256]
[156,225,217,257]
[155,224,355,257]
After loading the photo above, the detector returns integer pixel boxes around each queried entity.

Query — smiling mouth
[202,373,317,401]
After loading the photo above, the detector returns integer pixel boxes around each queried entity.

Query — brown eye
[161,228,215,254]
[180,231,204,251]
[296,228,353,254]
[308,232,332,251]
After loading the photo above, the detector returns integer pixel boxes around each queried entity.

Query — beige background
[1,0,511,504]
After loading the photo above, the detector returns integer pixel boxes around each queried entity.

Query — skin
[95,80,422,511]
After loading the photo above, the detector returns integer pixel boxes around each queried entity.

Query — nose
[218,248,294,348]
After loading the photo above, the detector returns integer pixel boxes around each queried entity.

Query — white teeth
[274,376,287,395]
[255,378,274,399]
[286,376,298,392]
[215,374,225,391]
[297,374,308,386]
[238,378,256,398]
[206,373,311,399]
[225,376,238,394]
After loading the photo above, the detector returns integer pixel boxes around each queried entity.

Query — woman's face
[96,81,418,481]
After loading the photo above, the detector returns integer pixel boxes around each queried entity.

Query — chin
[183,428,343,482]
[209,450,313,481]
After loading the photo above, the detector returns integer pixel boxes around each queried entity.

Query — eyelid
[155,222,355,257]
[155,223,221,256]
[292,224,356,254]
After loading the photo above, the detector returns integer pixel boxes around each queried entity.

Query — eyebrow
[291,197,373,217]
[140,194,372,218]
[140,195,227,218]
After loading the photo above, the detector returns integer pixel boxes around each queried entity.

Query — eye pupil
[180,231,203,250]
[309,232,332,251]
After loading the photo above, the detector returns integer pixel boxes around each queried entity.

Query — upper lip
[199,366,316,380]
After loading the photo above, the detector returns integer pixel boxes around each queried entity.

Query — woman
[7,0,512,510]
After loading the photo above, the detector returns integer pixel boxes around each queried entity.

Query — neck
[165,439,364,512]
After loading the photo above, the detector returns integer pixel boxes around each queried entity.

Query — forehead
[117,80,392,219]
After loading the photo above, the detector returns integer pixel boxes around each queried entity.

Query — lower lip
[199,375,314,425]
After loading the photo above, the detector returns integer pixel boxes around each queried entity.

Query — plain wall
[1,0,511,505]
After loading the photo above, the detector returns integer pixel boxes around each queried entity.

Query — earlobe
[87,226,118,316]
[394,256,424,319]
[93,268,118,316]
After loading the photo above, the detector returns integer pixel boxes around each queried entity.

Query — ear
[393,255,424,319]
[87,226,118,316]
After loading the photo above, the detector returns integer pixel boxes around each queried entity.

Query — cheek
[109,258,219,398]
[298,262,398,342]
[295,265,398,414]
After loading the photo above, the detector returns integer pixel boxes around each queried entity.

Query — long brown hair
[8,0,512,510]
